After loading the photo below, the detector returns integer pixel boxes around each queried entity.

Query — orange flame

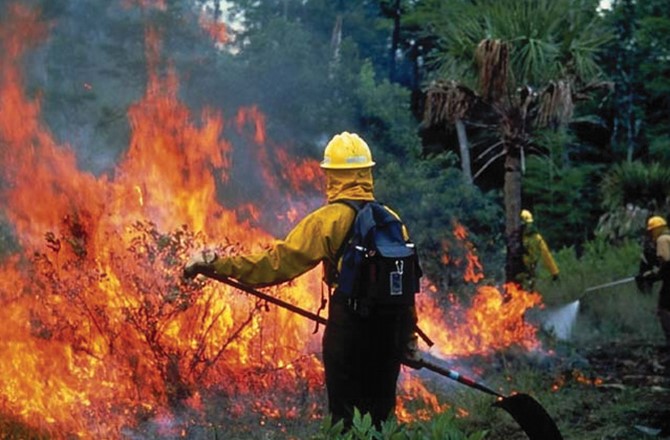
[441,221,484,283]
[417,282,542,357]
[199,15,229,45]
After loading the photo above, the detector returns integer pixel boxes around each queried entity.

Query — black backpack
[330,200,422,310]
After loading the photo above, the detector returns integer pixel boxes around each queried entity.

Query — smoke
[9,1,329,239]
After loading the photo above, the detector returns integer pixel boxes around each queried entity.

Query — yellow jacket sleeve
[209,203,356,287]
[538,234,559,276]
[656,235,670,263]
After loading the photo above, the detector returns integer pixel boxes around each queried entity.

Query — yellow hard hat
[320,132,375,169]
[647,215,667,231]
[520,209,533,224]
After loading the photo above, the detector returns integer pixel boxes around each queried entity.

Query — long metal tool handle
[583,276,635,293]
[207,273,328,325]
[217,274,497,396]
[414,358,504,398]
[200,273,434,347]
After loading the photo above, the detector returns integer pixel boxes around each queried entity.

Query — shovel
[193,274,563,439]
[414,354,563,440]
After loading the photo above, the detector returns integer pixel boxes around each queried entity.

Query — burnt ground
[578,342,670,438]
[467,340,670,440]
[549,341,670,440]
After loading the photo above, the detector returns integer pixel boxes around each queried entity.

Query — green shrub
[312,409,487,440]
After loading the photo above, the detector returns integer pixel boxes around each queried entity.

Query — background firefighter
[183,131,421,428]
[636,232,658,295]
[635,215,670,346]
[514,209,560,290]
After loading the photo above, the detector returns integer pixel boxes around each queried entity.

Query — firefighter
[635,215,670,346]
[183,131,420,428]
[636,232,657,294]
[515,209,560,289]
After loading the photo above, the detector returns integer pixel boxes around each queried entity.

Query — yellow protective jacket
[653,228,670,264]
[522,227,559,277]
[209,168,375,286]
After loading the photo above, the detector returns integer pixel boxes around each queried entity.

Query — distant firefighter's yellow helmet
[520,209,534,224]
[647,215,667,231]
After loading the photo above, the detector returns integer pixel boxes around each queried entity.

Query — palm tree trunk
[455,119,472,184]
[504,148,523,283]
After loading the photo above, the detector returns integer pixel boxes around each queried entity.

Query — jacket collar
[325,168,375,203]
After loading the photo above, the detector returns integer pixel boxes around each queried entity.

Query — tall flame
[0,3,544,437]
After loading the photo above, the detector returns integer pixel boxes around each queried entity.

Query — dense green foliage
[598,0,670,161]
[523,155,605,249]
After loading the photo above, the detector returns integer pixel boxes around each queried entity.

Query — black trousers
[322,300,416,428]
[659,278,670,345]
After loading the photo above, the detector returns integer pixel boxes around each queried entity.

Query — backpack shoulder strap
[331,199,366,261]
[321,200,362,287]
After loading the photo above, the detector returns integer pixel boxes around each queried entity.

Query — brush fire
[0,3,549,438]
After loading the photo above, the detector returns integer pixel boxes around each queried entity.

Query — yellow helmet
[647,215,667,231]
[320,132,375,169]
[520,209,533,224]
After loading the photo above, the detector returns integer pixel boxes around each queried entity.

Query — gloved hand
[635,273,645,284]
[183,249,218,279]
[636,270,657,283]
[401,334,424,369]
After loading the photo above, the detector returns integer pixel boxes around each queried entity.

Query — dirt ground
[585,342,669,437]
[555,341,670,440]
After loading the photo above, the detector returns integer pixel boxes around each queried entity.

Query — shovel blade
[493,393,563,440]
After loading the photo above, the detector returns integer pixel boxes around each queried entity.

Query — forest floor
[556,341,670,440]
[478,339,670,440]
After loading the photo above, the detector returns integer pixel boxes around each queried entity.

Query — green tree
[600,0,670,163]
[225,0,422,147]
[413,0,611,281]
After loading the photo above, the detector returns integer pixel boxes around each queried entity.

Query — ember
[0,3,546,437]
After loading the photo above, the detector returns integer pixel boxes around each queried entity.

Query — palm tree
[601,161,670,213]
[415,0,611,282]
[596,161,670,243]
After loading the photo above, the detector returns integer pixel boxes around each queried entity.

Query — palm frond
[600,162,670,211]
[423,80,477,126]
[475,39,509,102]
[535,80,574,128]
